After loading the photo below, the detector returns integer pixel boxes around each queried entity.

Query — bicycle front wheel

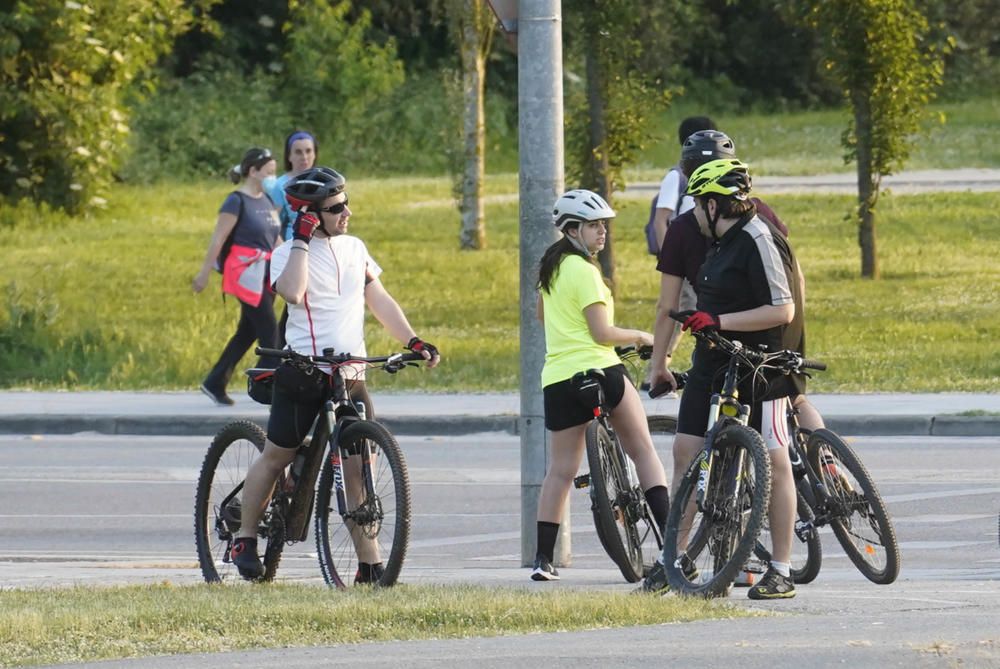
[315,420,411,588]
[585,420,646,582]
[664,424,771,598]
[194,420,285,583]
[807,429,900,584]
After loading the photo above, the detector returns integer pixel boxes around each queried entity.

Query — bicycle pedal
[573,474,591,489]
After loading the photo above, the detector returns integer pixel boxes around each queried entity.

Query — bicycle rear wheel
[754,488,822,584]
[664,424,771,598]
[807,429,900,585]
[194,420,285,583]
[646,415,678,435]
[314,420,411,588]
[585,420,646,582]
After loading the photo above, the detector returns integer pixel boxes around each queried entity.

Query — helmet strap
[702,198,723,242]
[565,229,594,257]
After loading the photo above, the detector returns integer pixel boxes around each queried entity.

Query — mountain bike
[796,418,900,584]
[571,345,678,583]
[661,313,828,598]
[194,347,424,588]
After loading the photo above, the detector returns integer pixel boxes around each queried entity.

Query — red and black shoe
[231,537,264,580]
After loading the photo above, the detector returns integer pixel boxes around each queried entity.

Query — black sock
[644,485,670,534]
[536,521,560,563]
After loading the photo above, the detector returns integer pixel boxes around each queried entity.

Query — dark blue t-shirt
[220,192,280,252]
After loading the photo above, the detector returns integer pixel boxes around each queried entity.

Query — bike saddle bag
[245,368,275,405]
[274,357,327,403]
[571,369,606,409]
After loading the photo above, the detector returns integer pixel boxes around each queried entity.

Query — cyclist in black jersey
[646,159,802,599]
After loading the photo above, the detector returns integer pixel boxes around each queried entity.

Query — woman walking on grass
[192,147,281,406]
[530,189,670,581]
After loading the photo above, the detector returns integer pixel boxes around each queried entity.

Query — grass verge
[0,583,745,667]
[1,181,998,393]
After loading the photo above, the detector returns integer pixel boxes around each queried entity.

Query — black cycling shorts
[267,377,373,449]
[676,346,799,437]
[543,363,628,432]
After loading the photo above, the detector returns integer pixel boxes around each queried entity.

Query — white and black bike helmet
[551,189,615,231]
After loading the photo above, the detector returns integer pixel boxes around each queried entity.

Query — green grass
[0,583,743,667]
[629,97,1000,179]
[2,98,997,392]
[1,179,998,392]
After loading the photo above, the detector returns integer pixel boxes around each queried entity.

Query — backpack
[644,165,688,255]
[213,191,275,273]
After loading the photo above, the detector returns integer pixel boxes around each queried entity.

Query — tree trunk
[853,94,879,279]
[585,47,615,288]
[458,0,486,250]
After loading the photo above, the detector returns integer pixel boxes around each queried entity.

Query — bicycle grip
[801,359,827,371]
[648,382,673,399]
[648,371,687,398]
[256,347,289,358]
[667,309,687,324]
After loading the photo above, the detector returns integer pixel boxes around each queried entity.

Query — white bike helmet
[552,189,616,231]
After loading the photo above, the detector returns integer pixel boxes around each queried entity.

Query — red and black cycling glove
[292,212,320,244]
[407,337,440,359]
[677,310,721,334]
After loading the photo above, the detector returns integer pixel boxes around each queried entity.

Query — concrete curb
[1,413,997,437]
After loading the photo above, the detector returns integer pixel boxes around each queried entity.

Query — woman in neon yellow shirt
[531,189,670,581]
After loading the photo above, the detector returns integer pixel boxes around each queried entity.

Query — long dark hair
[282,129,318,172]
[537,225,593,294]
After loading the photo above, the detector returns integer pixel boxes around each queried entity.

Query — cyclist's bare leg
[792,394,825,431]
[537,423,588,523]
[762,398,796,564]
[609,382,668,490]
[343,452,380,564]
[237,439,297,539]
[671,432,703,548]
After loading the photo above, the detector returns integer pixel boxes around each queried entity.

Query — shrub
[123,59,294,183]
[0,0,210,214]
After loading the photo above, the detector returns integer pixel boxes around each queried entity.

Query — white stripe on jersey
[744,216,793,306]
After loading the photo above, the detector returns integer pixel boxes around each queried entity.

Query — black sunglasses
[317,197,349,215]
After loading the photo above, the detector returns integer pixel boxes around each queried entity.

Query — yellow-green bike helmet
[685,158,752,201]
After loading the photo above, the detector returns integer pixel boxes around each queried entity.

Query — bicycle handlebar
[667,310,826,374]
[255,347,427,372]
[615,344,653,361]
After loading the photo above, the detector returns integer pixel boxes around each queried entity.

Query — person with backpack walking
[192,147,281,406]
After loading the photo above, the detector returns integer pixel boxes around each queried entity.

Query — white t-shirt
[656,169,694,217]
[270,234,383,377]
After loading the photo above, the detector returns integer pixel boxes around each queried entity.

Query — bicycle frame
[784,408,845,530]
[695,343,752,515]
[255,347,420,545]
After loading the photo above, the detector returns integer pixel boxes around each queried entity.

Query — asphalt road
[3,431,999,667]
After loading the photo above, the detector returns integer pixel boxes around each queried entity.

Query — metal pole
[518,0,565,567]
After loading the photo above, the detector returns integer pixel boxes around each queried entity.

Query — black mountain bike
[572,346,668,583]
[662,313,829,597]
[194,347,424,588]
[765,409,900,585]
